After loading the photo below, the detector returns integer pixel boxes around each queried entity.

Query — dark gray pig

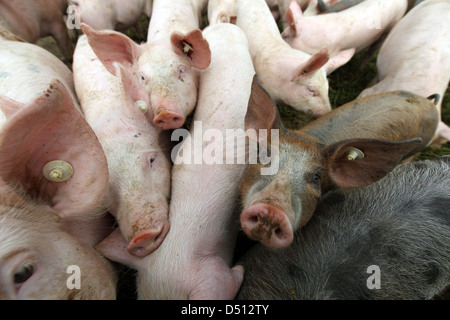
[237,156,450,299]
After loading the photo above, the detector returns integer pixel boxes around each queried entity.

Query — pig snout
[127,219,170,257]
[153,109,185,130]
[241,203,294,248]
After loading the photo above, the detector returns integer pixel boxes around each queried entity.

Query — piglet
[97,23,255,299]
[240,84,439,249]
[0,80,116,299]
[281,0,409,74]
[359,0,450,144]
[82,0,211,130]
[236,0,333,117]
[67,0,152,32]
[237,156,450,299]
[73,35,171,258]
[0,0,74,61]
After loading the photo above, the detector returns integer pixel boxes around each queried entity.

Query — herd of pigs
[0,0,449,300]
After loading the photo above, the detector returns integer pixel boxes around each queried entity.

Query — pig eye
[177,66,186,81]
[139,73,147,83]
[307,169,322,187]
[307,87,318,96]
[14,263,34,284]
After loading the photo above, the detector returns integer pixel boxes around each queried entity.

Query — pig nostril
[249,215,259,223]
[275,227,283,237]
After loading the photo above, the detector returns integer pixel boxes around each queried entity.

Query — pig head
[239,83,439,249]
[81,23,211,130]
[0,80,116,299]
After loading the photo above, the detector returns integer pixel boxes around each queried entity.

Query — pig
[237,156,450,300]
[0,79,117,299]
[236,0,333,117]
[239,83,439,249]
[281,0,410,74]
[0,0,74,61]
[81,0,211,130]
[0,38,79,127]
[96,23,256,299]
[73,35,172,258]
[67,0,152,32]
[358,0,450,144]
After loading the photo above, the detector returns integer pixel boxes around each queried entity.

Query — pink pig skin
[82,7,211,130]
[97,23,256,299]
[67,0,152,31]
[0,0,74,61]
[359,0,450,144]
[236,0,332,117]
[0,39,78,117]
[282,0,409,74]
[73,35,172,258]
[0,80,117,299]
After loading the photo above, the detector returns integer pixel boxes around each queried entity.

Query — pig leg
[189,260,244,300]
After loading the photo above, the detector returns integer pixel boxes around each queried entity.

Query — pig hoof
[240,203,293,248]
[153,111,185,130]
[127,221,170,257]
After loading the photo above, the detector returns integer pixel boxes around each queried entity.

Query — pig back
[300,91,439,153]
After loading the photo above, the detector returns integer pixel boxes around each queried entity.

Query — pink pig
[82,0,211,130]
[73,35,172,258]
[97,23,255,299]
[67,0,153,31]
[359,0,450,144]
[0,79,117,300]
[281,0,410,74]
[236,0,333,117]
[0,0,74,61]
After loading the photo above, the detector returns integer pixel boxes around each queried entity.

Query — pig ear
[170,29,211,70]
[0,95,24,119]
[323,48,355,75]
[245,75,282,132]
[0,80,109,218]
[81,23,139,76]
[292,48,329,80]
[114,62,152,116]
[324,137,423,189]
[285,0,302,37]
[96,228,141,269]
